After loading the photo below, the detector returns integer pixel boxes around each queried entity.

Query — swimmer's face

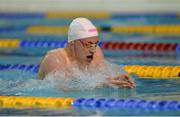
[74,36,99,64]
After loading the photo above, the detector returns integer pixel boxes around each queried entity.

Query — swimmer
[38,18,135,88]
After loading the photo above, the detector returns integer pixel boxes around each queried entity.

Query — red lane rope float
[101,42,177,52]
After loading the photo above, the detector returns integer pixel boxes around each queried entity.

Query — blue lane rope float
[177,43,180,60]
[0,64,39,73]
[0,12,45,19]
[0,26,26,32]
[20,40,67,48]
[176,43,180,52]
[73,98,180,111]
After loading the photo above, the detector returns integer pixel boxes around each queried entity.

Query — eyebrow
[87,41,99,44]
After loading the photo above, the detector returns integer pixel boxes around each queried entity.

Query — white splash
[0,61,127,95]
[45,60,126,91]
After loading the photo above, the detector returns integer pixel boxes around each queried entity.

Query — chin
[85,60,92,65]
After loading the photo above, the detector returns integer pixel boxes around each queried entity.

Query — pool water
[0,13,180,116]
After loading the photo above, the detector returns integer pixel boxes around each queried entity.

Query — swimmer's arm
[95,64,136,88]
[107,74,135,88]
[94,46,135,88]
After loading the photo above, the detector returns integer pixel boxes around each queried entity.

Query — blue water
[0,13,180,116]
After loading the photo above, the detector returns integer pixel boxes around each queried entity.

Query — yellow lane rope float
[47,11,111,19]
[112,25,180,34]
[26,26,68,34]
[0,39,20,48]
[0,96,74,109]
[124,65,180,78]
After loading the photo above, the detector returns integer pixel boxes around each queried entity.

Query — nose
[89,47,96,54]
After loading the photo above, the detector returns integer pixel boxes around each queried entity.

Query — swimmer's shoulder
[45,48,69,64]
[41,48,63,63]
[47,48,63,55]
[45,48,66,58]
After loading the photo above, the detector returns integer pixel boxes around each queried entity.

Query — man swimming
[38,18,135,88]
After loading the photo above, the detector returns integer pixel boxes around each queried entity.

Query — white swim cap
[68,17,98,42]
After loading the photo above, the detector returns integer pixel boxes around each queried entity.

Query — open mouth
[86,55,93,62]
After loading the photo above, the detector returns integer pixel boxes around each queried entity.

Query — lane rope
[73,98,180,111]
[0,39,179,52]
[0,64,179,78]
[0,96,74,109]
[0,96,180,111]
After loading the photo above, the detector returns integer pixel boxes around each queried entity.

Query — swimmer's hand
[108,74,135,88]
